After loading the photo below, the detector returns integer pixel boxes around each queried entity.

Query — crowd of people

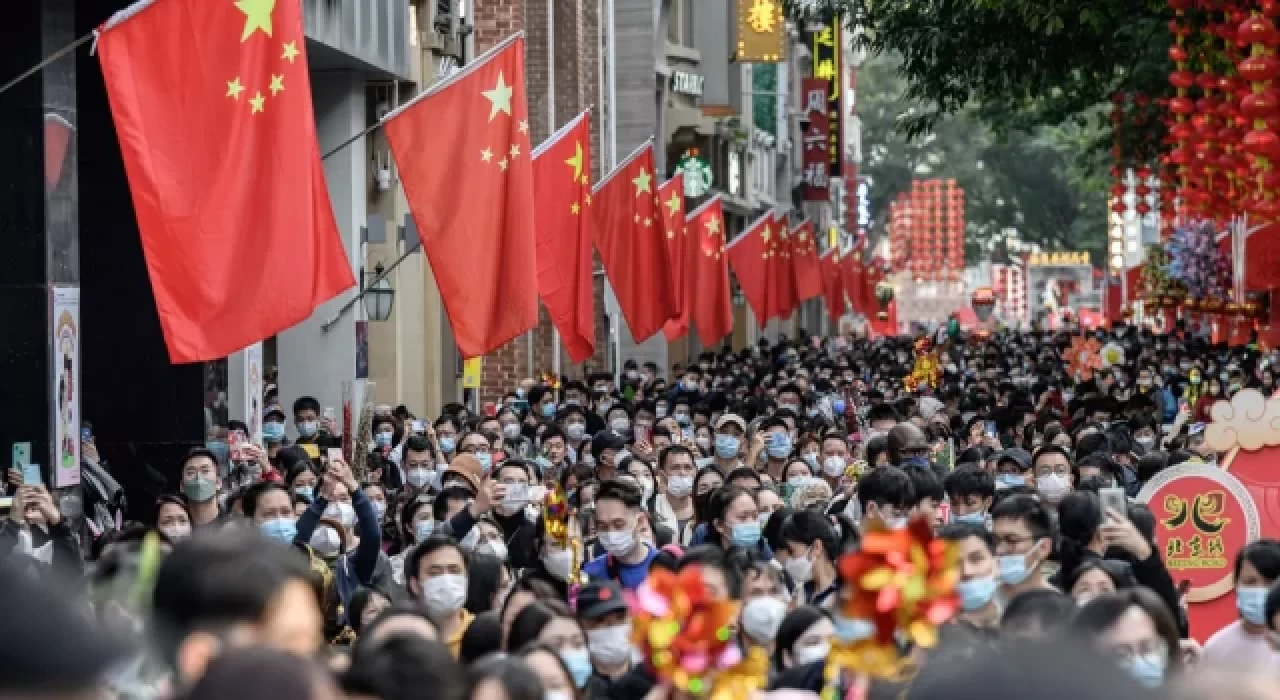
[7,324,1280,700]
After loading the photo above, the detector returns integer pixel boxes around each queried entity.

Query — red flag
[592,143,675,342]
[384,35,537,358]
[726,213,776,328]
[842,252,864,314]
[532,110,595,362]
[821,247,847,322]
[660,175,691,341]
[685,196,733,344]
[791,220,824,301]
[771,211,797,318]
[97,0,354,363]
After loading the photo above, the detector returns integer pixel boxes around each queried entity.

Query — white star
[482,72,514,121]
[481,148,493,162]
[510,143,521,158]
[499,158,509,171]
[519,120,529,133]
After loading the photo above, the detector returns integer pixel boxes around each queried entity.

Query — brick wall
[473,0,606,405]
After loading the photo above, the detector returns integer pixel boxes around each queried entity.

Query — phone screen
[11,442,31,468]
[22,463,42,487]
[984,421,998,438]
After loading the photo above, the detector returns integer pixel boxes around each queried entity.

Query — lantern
[874,282,895,320]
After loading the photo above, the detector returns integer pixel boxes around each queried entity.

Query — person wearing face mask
[154,495,194,543]
[407,536,474,658]
[759,419,794,483]
[779,510,857,605]
[575,580,636,693]
[433,415,462,461]
[773,606,834,671]
[388,497,436,584]
[292,458,385,615]
[887,422,945,480]
[944,467,995,529]
[856,466,913,530]
[261,408,290,461]
[488,461,539,569]
[1204,539,1280,670]
[939,522,1001,629]
[560,404,592,456]
[1071,589,1184,689]
[582,480,658,590]
[292,395,341,449]
[738,563,791,653]
[1030,445,1073,507]
[651,446,699,546]
[990,495,1058,599]
[178,448,224,527]
[710,414,748,473]
[706,485,773,560]
[370,415,402,463]
[992,448,1035,492]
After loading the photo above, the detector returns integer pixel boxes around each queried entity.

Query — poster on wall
[51,286,80,488]
[244,342,263,445]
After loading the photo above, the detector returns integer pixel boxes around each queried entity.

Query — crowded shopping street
[9,0,1280,698]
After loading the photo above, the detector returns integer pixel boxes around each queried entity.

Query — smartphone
[228,431,245,461]
[1100,486,1128,519]
[411,420,426,434]
[11,442,31,468]
[323,407,335,422]
[983,421,998,438]
[327,448,344,465]
[634,423,651,445]
[81,426,93,442]
[22,463,42,487]
[681,426,693,442]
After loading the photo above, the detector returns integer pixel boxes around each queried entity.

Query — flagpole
[547,0,562,379]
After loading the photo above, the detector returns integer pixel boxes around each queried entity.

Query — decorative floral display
[628,566,742,696]
[902,336,941,393]
[1066,335,1104,381]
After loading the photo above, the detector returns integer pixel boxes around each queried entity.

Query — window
[668,0,693,46]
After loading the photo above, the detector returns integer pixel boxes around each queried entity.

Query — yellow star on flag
[565,141,585,182]
[509,143,521,158]
[665,190,682,216]
[584,193,592,205]
[483,72,514,121]
[762,224,772,242]
[499,158,509,171]
[269,74,285,96]
[249,92,266,113]
[281,41,300,63]
[644,217,653,227]
[481,148,493,162]
[705,217,721,234]
[226,77,245,100]
[236,0,275,42]
[571,202,581,215]
[632,167,653,195]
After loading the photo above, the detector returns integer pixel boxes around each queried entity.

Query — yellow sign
[1027,251,1091,267]
[736,0,785,62]
[462,357,483,389]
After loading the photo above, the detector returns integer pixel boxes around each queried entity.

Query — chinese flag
[384,35,537,358]
[771,210,797,319]
[842,252,864,314]
[726,212,776,328]
[97,0,355,363]
[820,247,847,322]
[792,221,824,301]
[660,175,690,341]
[532,110,595,363]
[592,143,675,342]
[685,196,733,344]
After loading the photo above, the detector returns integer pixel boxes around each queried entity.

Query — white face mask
[477,539,509,561]
[784,551,813,583]
[823,456,846,477]
[406,467,436,488]
[792,641,831,666]
[543,547,575,581]
[502,424,522,440]
[310,526,342,558]
[586,622,634,666]
[325,502,356,528]
[421,573,468,616]
[666,474,694,498]
[159,524,191,542]
[741,596,788,643]
[1037,473,1071,502]
[598,527,638,557]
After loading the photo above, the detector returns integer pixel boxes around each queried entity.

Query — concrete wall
[277,73,367,437]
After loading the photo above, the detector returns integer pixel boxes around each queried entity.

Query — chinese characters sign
[801,77,829,201]
[736,0,785,62]
[811,22,843,178]
[1138,464,1260,603]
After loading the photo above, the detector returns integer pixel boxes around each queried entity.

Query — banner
[244,343,263,445]
[51,287,81,488]
[801,78,829,201]
[811,22,843,177]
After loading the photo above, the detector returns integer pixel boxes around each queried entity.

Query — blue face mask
[831,614,875,644]
[438,436,456,454]
[998,552,1033,585]
[375,432,393,449]
[955,576,998,612]
[730,521,762,547]
[1238,586,1269,625]
[475,451,493,473]
[414,520,435,542]
[559,648,593,688]
[262,422,285,443]
[954,511,986,527]
[260,517,297,544]
[541,402,556,418]
[1125,653,1167,688]
[714,435,741,460]
[766,434,791,459]
[294,486,314,500]
[996,473,1026,489]
[901,455,930,470]
[832,399,847,415]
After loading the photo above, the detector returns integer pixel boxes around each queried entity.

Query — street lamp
[363,264,395,321]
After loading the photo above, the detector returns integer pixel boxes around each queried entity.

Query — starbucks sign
[676,154,713,198]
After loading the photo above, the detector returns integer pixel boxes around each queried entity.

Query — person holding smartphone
[292,396,341,449]
[0,475,81,578]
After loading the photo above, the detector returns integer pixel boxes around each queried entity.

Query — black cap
[575,580,627,619]
[995,447,1032,472]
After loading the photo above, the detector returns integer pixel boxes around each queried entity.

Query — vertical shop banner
[801,78,830,201]
[51,287,80,487]
[244,342,264,445]
[812,22,843,177]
